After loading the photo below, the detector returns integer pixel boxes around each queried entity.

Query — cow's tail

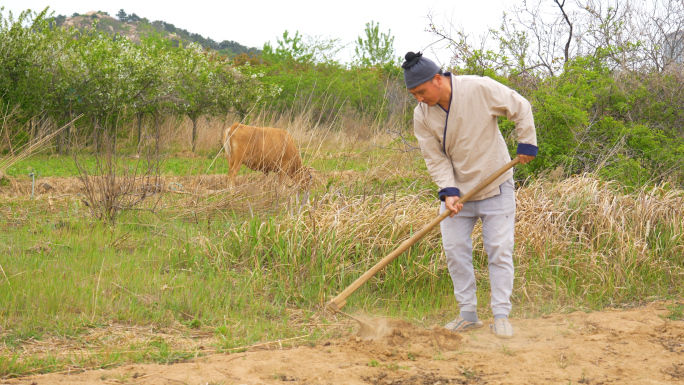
[222,122,240,158]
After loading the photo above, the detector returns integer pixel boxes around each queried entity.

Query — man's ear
[433,73,442,85]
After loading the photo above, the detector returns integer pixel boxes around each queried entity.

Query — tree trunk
[137,112,143,152]
[154,112,160,156]
[93,117,100,153]
[56,119,64,156]
[64,112,72,156]
[191,116,198,153]
[113,122,118,157]
[553,0,573,65]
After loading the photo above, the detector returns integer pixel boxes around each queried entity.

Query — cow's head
[297,166,317,188]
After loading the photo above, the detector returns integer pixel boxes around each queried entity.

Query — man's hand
[518,154,535,165]
[444,196,463,218]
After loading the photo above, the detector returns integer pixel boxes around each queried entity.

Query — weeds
[556,353,574,369]
[501,343,516,356]
[459,366,478,379]
[0,110,683,379]
[663,303,684,321]
[366,361,407,371]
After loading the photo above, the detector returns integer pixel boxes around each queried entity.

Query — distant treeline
[48,9,261,57]
[149,20,260,57]
[0,8,404,156]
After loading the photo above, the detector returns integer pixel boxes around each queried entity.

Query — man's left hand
[518,155,535,164]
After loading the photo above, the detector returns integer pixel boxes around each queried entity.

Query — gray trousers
[439,178,516,316]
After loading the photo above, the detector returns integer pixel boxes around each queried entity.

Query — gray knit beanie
[402,52,441,89]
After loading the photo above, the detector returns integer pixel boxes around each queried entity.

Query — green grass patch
[4,155,81,178]
[663,303,684,321]
[6,153,234,178]
[5,147,403,179]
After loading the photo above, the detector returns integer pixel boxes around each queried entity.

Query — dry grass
[0,112,79,179]
[225,172,684,266]
[195,170,684,312]
[301,188,441,249]
[517,175,684,259]
[2,108,683,378]
[141,105,398,158]
[138,158,684,316]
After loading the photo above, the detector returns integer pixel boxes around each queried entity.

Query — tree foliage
[0,8,279,153]
[116,9,126,22]
[354,21,396,67]
[428,0,684,187]
[257,27,406,125]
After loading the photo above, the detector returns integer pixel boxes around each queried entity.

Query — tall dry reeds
[512,175,684,311]
[0,109,79,179]
[178,167,684,314]
[516,175,684,259]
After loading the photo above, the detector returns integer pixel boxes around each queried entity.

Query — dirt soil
[4,302,684,385]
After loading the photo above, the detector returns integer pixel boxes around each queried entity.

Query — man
[403,52,537,339]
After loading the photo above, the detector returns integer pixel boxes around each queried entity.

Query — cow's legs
[228,146,243,187]
[222,136,235,188]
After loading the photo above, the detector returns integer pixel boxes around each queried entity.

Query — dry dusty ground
[4,302,684,385]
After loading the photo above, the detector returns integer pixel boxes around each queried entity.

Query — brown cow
[222,122,312,187]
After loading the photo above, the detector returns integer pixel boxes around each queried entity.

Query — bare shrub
[74,132,162,223]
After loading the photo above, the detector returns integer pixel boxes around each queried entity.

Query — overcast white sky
[1,0,516,65]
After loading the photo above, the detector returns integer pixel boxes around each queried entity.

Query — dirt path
[4,302,683,385]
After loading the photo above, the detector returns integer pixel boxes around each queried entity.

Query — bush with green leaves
[450,40,684,188]
[256,28,407,127]
[0,8,280,154]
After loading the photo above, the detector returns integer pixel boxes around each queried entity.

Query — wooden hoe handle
[326,156,521,313]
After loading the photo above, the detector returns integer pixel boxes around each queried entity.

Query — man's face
[408,75,440,106]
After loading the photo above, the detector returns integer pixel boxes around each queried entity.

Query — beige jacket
[414,75,537,201]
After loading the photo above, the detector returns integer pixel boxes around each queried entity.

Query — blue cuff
[517,143,538,156]
[438,187,460,201]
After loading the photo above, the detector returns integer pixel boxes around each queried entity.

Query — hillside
[50,10,261,58]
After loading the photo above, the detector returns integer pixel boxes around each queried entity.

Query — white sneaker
[490,318,514,339]
[444,316,483,332]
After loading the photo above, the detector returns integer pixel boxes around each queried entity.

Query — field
[1,115,683,384]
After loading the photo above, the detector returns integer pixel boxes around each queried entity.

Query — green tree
[116,9,127,22]
[171,44,233,152]
[274,30,312,63]
[0,8,54,117]
[229,61,281,119]
[129,33,176,150]
[353,21,396,67]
